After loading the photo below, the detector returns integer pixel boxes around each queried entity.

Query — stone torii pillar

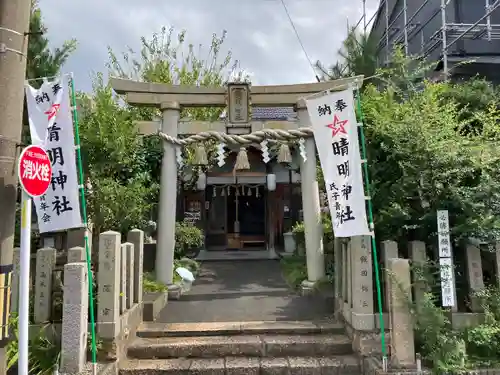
[157,102,180,286]
[297,98,325,290]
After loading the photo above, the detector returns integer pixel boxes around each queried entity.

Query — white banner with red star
[305,88,369,237]
[25,75,83,233]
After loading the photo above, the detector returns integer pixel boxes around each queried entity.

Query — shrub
[292,213,334,253]
[174,221,204,259]
[7,313,60,374]
[280,255,308,289]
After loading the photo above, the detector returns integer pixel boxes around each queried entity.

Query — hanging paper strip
[298,138,307,162]
[176,147,184,168]
[217,143,226,167]
[261,140,270,163]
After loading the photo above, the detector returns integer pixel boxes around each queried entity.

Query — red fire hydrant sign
[18,145,52,197]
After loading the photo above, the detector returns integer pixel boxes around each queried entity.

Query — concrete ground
[157,260,335,323]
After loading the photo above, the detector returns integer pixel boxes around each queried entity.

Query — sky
[39,0,379,93]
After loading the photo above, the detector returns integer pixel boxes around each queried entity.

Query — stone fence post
[98,231,121,340]
[120,244,126,314]
[388,258,415,367]
[408,241,427,307]
[68,246,85,263]
[350,235,374,330]
[381,240,398,312]
[123,242,135,309]
[60,262,88,374]
[34,248,56,323]
[127,229,144,304]
[465,244,484,312]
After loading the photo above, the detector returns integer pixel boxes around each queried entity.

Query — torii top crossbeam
[110,76,364,108]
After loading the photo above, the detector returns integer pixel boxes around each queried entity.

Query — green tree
[78,27,246,234]
[361,75,500,244]
[26,0,77,84]
[22,0,77,144]
[315,47,500,245]
[108,26,247,197]
[77,74,155,236]
[316,27,377,80]
[15,1,78,247]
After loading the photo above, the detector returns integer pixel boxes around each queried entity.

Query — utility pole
[0,0,31,371]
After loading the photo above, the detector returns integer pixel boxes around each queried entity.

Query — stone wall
[10,228,145,374]
[333,237,500,369]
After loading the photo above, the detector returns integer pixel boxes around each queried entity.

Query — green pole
[354,87,388,369]
[68,74,98,373]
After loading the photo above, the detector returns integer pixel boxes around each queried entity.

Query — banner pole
[18,191,31,375]
[68,74,98,374]
[354,88,388,370]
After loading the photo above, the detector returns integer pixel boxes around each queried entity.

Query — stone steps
[135,320,345,338]
[119,355,360,375]
[120,321,359,375]
[127,334,353,359]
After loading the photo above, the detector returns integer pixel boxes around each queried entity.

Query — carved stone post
[388,258,415,367]
[381,240,398,312]
[350,235,374,330]
[157,102,180,286]
[465,244,484,312]
[296,100,325,290]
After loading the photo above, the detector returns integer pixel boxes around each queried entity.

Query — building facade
[369,0,500,82]
[178,107,304,252]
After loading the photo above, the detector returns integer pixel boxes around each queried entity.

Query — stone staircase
[119,320,361,374]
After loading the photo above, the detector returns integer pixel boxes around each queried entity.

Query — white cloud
[38,0,379,93]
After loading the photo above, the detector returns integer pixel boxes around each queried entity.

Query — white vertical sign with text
[306,88,369,237]
[25,76,83,233]
[437,210,455,307]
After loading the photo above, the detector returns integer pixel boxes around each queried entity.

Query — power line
[279,0,320,82]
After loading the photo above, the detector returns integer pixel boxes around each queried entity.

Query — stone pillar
[127,229,144,304]
[67,227,92,254]
[10,247,20,313]
[495,241,500,287]
[68,246,85,263]
[408,241,427,306]
[296,99,325,288]
[120,244,127,313]
[381,240,398,312]
[342,241,350,322]
[34,248,56,323]
[350,235,374,330]
[60,263,88,374]
[334,237,342,314]
[465,244,484,311]
[124,243,135,309]
[97,231,121,340]
[156,102,180,285]
[388,258,415,367]
[267,190,278,259]
[345,240,352,322]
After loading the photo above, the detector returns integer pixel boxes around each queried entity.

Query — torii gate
[110,75,362,293]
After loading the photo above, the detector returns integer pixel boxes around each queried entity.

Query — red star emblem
[44,104,60,121]
[326,115,348,137]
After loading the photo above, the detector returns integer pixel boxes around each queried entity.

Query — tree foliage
[26,0,77,85]
[316,27,377,81]
[77,75,156,236]
[362,78,500,244]
[79,27,246,233]
[314,28,500,244]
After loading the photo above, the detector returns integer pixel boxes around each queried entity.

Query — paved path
[157,260,335,323]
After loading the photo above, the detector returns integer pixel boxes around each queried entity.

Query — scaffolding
[354,0,500,77]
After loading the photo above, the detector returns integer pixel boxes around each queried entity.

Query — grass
[280,255,308,289]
